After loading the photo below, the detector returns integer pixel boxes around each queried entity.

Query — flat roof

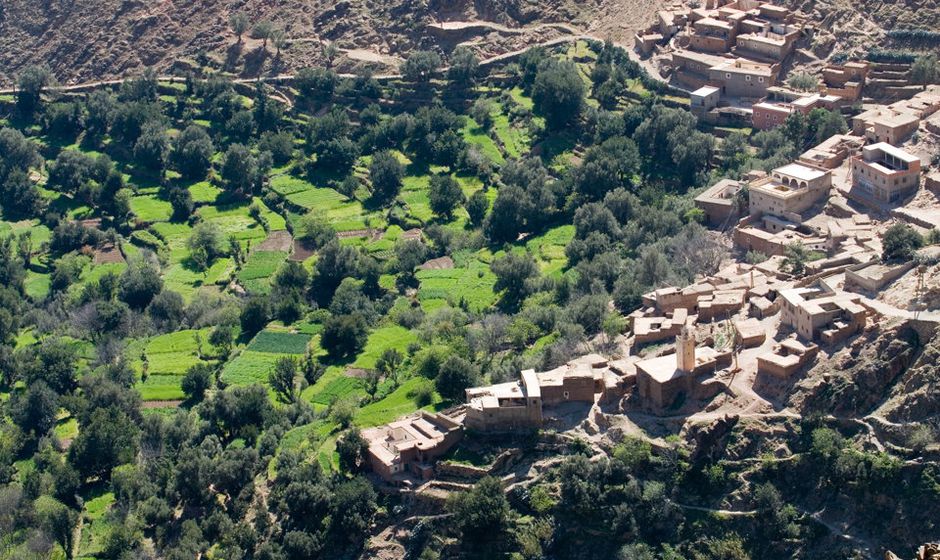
[695,17,735,30]
[864,142,919,163]
[692,85,721,97]
[753,101,792,113]
[711,58,775,76]
[521,369,541,398]
[775,162,828,182]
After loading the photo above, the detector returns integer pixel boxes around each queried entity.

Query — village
[358,0,940,494]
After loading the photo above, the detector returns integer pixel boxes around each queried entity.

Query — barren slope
[0,0,666,86]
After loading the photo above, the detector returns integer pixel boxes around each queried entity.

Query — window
[564,391,570,399]
[758,77,764,83]
[746,75,752,81]
[726,73,732,79]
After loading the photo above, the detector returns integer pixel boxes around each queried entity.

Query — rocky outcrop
[792,323,921,417]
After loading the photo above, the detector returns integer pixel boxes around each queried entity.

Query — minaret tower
[676,323,696,374]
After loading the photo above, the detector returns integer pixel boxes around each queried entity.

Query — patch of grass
[143,328,212,376]
[130,194,173,223]
[352,325,419,370]
[310,375,364,406]
[416,259,497,312]
[492,113,529,159]
[24,271,50,300]
[221,350,279,386]
[246,330,312,354]
[237,250,288,294]
[53,417,78,441]
[139,375,185,401]
[188,181,222,204]
[462,118,505,165]
[356,377,443,427]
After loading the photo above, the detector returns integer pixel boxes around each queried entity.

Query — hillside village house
[752,91,842,130]
[798,134,865,170]
[707,58,777,97]
[850,143,921,204]
[694,178,744,226]
[464,358,606,432]
[362,412,463,482]
[779,284,867,344]
[748,163,832,219]
[635,324,732,412]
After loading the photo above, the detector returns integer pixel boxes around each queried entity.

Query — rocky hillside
[0,0,648,87]
[788,0,940,61]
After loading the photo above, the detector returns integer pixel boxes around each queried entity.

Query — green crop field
[139,374,185,401]
[130,194,174,222]
[246,330,312,354]
[356,377,444,427]
[237,250,288,293]
[416,258,498,312]
[188,181,223,204]
[309,375,364,406]
[221,350,281,386]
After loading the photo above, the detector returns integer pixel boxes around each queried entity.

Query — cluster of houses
[357,1,940,487]
[641,0,938,137]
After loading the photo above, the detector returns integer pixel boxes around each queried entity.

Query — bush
[883,223,923,262]
[321,313,368,358]
[182,363,213,401]
[532,60,586,129]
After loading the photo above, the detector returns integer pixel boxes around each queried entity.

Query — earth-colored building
[850,143,921,204]
[362,412,464,482]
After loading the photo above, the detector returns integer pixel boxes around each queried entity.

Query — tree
[118,258,163,311]
[16,65,53,115]
[532,60,585,129]
[435,356,480,401]
[882,223,923,262]
[147,289,185,331]
[35,496,78,559]
[221,143,269,198]
[9,381,59,441]
[133,121,170,173]
[402,50,443,83]
[322,42,340,68]
[448,47,480,87]
[68,407,140,480]
[787,72,818,91]
[272,29,288,58]
[491,251,538,309]
[240,296,271,336]
[428,174,466,220]
[321,313,368,358]
[376,348,404,383]
[911,54,939,90]
[448,476,510,539]
[394,238,428,275]
[209,325,235,359]
[466,189,489,226]
[336,428,369,474]
[253,20,275,49]
[369,150,404,202]
[84,90,116,141]
[270,356,298,403]
[182,363,213,402]
[24,337,79,395]
[187,221,227,271]
[807,109,847,145]
[230,12,249,43]
[294,211,336,250]
[172,125,215,180]
[295,67,338,103]
[781,242,810,277]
